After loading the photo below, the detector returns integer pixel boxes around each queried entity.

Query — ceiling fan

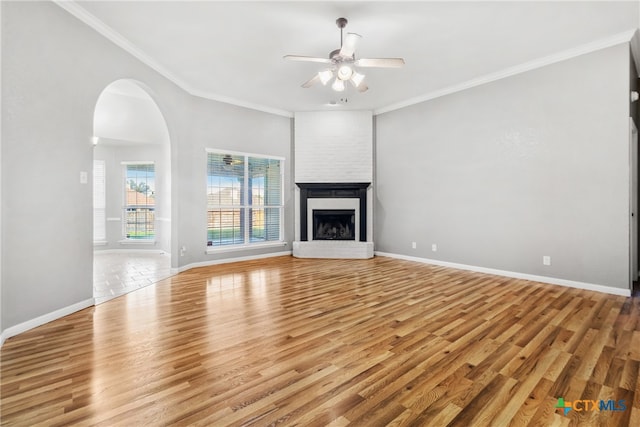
[283,17,405,93]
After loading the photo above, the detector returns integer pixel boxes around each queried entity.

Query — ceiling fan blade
[301,74,320,88]
[355,58,405,68]
[339,33,361,58]
[357,83,369,93]
[283,55,332,64]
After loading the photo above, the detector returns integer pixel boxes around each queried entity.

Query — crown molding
[188,87,293,118]
[54,0,634,119]
[53,0,293,118]
[375,29,638,115]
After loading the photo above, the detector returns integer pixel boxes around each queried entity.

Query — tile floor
[93,251,173,304]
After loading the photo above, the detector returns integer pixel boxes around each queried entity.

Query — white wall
[3,1,97,330]
[1,1,292,338]
[375,43,631,291]
[176,95,292,267]
[0,0,3,342]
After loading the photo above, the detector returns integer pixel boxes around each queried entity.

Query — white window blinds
[207,151,283,247]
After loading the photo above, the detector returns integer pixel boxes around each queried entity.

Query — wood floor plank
[1,255,638,426]
[492,347,561,426]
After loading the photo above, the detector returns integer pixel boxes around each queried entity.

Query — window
[123,162,155,240]
[93,160,106,242]
[207,150,283,248]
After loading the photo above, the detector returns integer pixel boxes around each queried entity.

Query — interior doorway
[92,79,172,303]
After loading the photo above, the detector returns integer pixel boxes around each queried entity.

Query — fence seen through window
[124,163,155,240]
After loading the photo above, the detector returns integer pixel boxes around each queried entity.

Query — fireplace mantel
[297,183,370,242]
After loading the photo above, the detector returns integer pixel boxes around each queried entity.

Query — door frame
[630,117,638,289]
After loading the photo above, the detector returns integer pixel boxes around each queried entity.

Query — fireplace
[313,209,355,241]
[297,182,368,242]
[293,182,373,259]
[293,112,374,258]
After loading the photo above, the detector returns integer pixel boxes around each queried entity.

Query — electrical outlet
[412,242,417,249]
[432,244,438,252]
[543,256,551,266]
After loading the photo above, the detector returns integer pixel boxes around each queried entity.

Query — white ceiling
[59,1,638,116]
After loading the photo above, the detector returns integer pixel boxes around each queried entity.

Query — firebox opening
[313,209,356,241]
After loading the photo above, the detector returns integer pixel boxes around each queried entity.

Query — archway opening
[92,79,172,303]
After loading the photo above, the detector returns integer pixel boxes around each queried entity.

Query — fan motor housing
[329,48,353,62]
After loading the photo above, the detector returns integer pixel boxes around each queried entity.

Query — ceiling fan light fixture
[284,17,405,93]
[350,71,365,88]
[332,78,345,92]
[318,69,333,85]
[337,65,353,81]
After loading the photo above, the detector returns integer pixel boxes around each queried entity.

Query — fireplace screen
[313,209,356,240]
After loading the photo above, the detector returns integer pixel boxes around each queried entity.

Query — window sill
[119,239,156,245]
[206,241,286,254]
[93,240,108,246]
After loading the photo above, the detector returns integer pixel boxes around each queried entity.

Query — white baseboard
[375,251,631,297]
[178,250,293,273]
[1,298,95,347]
[3,251,626,347]
[94,249,167,255]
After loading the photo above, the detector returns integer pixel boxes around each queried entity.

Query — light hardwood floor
[1,255,639,426]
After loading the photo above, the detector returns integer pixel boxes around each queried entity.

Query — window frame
[121,161,156,242]
[206,148,285,253]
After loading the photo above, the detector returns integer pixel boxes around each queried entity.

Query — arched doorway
[92,79,172,303]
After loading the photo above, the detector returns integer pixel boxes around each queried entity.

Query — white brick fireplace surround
[293,111,374,259]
